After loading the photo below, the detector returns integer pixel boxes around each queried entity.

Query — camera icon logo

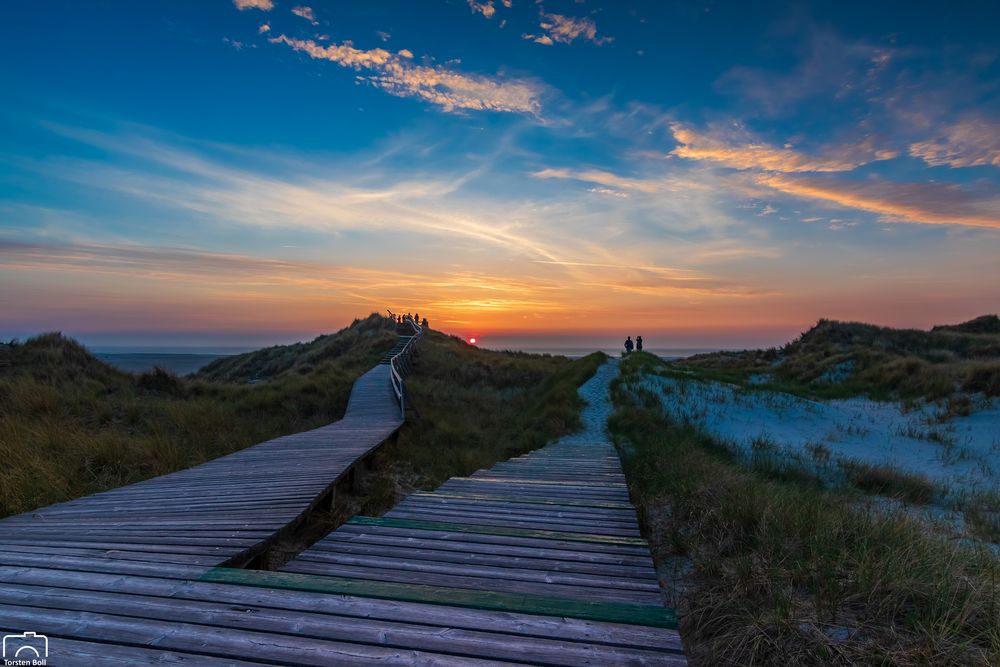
[2,632,48,661]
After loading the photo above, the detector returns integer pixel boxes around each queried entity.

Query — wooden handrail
[389,316,422,419]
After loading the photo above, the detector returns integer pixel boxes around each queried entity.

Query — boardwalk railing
[385,316,422,418]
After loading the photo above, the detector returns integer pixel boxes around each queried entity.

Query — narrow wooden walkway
[0,353,687,664]
[0,359,405,568]
[203,359,687,664]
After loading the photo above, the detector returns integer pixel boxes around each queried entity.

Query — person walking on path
[624,336,634,354]
[636,335,643,352]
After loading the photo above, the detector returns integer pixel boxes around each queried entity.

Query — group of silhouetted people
[623,335,643,354]
[390,311,429,329]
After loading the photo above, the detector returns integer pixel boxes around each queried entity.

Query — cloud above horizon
[909,117,1000,168]
[270,35,542,114]
[232,0,273,11]
[670,124,897,173]
[532,167,665,193]
[467,1,496,19]
[524,12,611,46]
[758,174,1000,229]
[290,6,318,25]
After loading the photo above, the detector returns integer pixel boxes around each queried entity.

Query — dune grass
[0,315,397,517]
[611,352,1000,665]
[676,316,1000,402]
[334,331,606,517]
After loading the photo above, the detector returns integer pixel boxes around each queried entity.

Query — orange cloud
[271,35,542,114]
[233,0,272,10]
[758,174,1000,229]
[523,12,611,46]
[290,6,318,25]
[467,1,496,19]
[910,117,1000,168]
[671,124,896,172]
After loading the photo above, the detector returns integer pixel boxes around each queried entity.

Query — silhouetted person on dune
[624,336,634,354]
[636,335,643,352]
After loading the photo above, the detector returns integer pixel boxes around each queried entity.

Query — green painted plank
[200,567,677,629]
[347,516,648,546]
[411,492,635,510]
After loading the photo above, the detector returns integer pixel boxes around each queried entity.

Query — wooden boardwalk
[0,361,405,568]
[0,350,687,664]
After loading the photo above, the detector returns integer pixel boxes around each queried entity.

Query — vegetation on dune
[390,333,603,486]
[0,314,601,524]
[676,315,1000,401]
[193,316,397,383]
[0,315,396,517]
[611,352,1000,666]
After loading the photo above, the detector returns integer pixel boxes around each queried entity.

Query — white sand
[642,374,1000,496]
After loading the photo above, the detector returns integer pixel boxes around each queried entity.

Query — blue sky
[1,1,998,349]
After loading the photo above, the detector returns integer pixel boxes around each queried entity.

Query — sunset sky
[2,1,999,350]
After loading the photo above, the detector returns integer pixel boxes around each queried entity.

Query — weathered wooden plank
[202,568,678,629]
[0,583,685,666]
[0,566,684,651]
[335,524,653,558]
[398,496,640,520]
[382,510,642,537]
[347,516,649,546]
[0,544,221,566]
[291,550,660,592]
[280,560,661,605]
[0,604,506,667]
[308,541,658,578]
[408,491,635,515]
[18,636,270,666]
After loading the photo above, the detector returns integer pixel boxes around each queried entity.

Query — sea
[90,343,724,376]
[92,347,254,376]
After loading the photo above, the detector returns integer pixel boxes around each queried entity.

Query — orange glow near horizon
[2,236,998,349]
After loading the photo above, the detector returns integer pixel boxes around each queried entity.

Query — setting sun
[469,337,477,345]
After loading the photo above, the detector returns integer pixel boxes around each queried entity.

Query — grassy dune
[612,352,1000,666]
[677,315,1000,401]
[0,315,395,517]
[378,332,604,492]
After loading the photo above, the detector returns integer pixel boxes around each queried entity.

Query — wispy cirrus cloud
[33,122,570,263]
[270,35,542,114]
[670,124,897,173]
[716,28,893,117]
[758,174,1000,229]
[909,117,1000,168]
[532,167,662,193]
[232,0,273,11]
[523,12,611,46]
